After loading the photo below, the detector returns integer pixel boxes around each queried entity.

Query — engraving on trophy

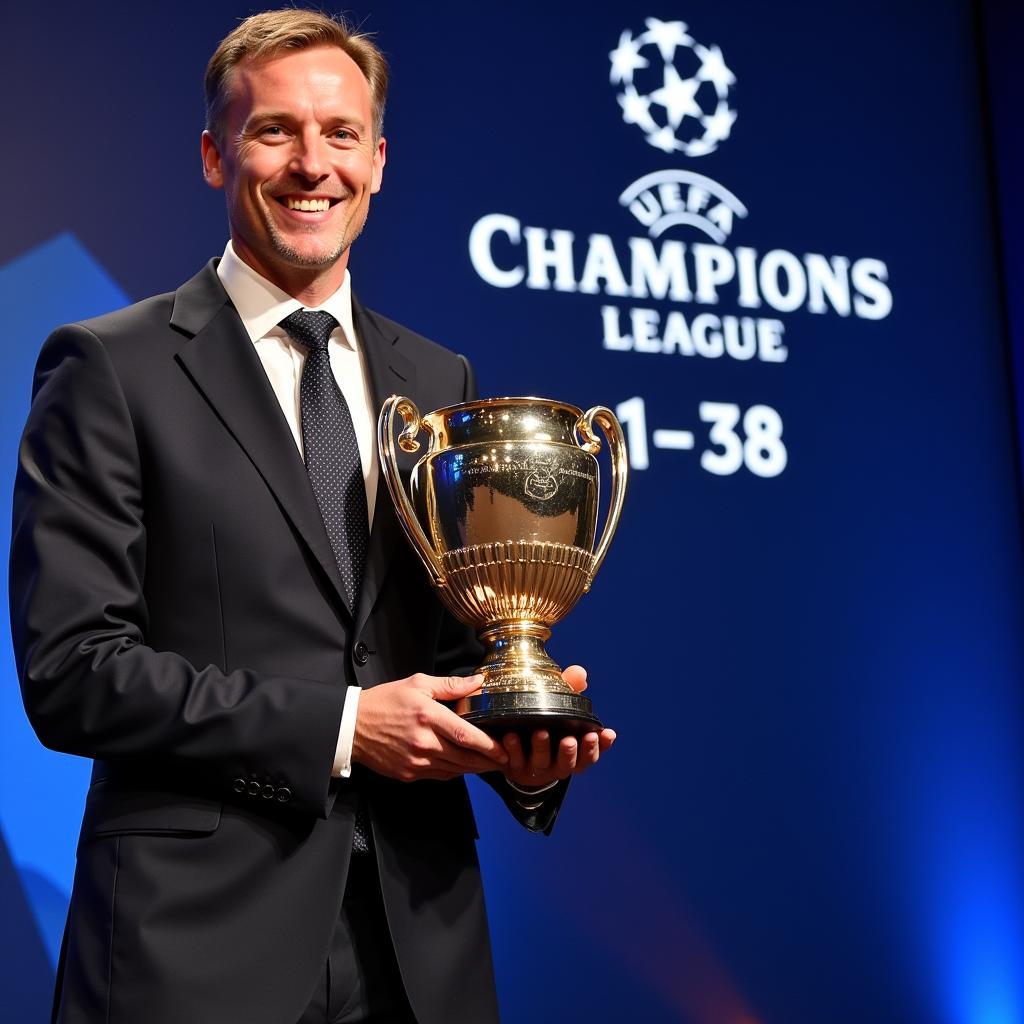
[524,453,560,501]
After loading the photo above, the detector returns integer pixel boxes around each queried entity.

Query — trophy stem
[455,621,603,738]
[478,621,567,693]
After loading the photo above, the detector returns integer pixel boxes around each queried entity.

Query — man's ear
[371,137,386,195]
[201,130,225,189]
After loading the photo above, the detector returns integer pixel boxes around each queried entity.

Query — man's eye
[332,129,353,141]
[262,125,285,137]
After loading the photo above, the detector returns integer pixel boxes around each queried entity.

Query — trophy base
[458,690,603,739]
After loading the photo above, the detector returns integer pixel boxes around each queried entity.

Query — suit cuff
[332,686,362,778]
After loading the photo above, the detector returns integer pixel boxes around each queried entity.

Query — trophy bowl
[378,396,627,738]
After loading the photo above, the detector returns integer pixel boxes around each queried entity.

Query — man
[9,9,614,1024]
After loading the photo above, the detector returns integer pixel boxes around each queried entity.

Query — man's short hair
[205,9,389,143]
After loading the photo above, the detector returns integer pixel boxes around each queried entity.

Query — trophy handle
[576,405,629,584]
[377,395,445,586]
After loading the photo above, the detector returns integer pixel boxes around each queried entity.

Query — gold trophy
[378,396,627,736]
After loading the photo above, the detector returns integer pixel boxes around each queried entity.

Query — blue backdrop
[3,2,1023,1021]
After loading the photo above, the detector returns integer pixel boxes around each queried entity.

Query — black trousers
[296,851,417,1024]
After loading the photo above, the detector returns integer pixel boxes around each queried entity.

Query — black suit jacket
[10,261,565,1024]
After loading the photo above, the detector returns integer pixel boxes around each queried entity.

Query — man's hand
[501,665,616,789]
[353,673,509,782]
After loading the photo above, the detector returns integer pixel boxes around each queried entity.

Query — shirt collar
[216,240,356,349]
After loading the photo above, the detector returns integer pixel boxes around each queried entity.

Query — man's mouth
[284,196,327,210]
[280,196,333,212]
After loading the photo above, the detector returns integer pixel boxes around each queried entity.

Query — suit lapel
[170,262,353,615]
[353,295,419,635]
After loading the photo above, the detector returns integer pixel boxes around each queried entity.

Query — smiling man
[201,36,385,302]
[9,9,614,1024]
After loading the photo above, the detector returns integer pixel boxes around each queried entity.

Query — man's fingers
[561,664,588,693]
[432,705,507,762]
[425,673,485,700]
[575,731,601,772]
[415,674,507,762]
[529,730,551,775]
[557,737,578,777]
[434,740,511,774]
[503,733,526,773]
[598,728,616,752]
[406,738,510,778]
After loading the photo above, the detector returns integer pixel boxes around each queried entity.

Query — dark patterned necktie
[279,309,369,612]
[280,309,372,855]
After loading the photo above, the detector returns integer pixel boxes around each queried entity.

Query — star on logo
[618,85,658,135]
[650,64,702,130]
[701,103,737,144]
[643,18,693,62]
[683,137,716,158]
[695,44,736,92]
[647,126,679,154]
[609,30,649,85]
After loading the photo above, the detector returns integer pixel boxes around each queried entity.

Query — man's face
[202,45,386,289]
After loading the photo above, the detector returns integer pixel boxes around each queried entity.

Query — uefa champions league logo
[466,11,893,367]
[610,17,737,157]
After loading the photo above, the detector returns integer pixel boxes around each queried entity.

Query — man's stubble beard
[265,209,368,270]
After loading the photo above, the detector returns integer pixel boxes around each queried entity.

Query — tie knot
[280,309,339,351]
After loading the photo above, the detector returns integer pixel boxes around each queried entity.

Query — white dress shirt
[216,241,365,778]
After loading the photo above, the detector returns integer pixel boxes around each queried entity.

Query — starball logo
[468,16,892,365]
[610,18,737,158]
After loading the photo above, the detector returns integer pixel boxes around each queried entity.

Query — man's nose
[290,132,329,180]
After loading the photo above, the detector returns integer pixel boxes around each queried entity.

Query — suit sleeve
[438,353,570,834]
[9,324,345,817]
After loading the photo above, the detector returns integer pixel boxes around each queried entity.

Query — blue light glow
[0,233,129,963]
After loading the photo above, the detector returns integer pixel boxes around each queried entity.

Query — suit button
[247,781,261,797]
[354,641,369,666]
[276,787,292,803]
[262,784,276,800]
[232,778,246,793]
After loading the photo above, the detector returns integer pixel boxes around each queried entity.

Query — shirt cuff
[332,686,362,778]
